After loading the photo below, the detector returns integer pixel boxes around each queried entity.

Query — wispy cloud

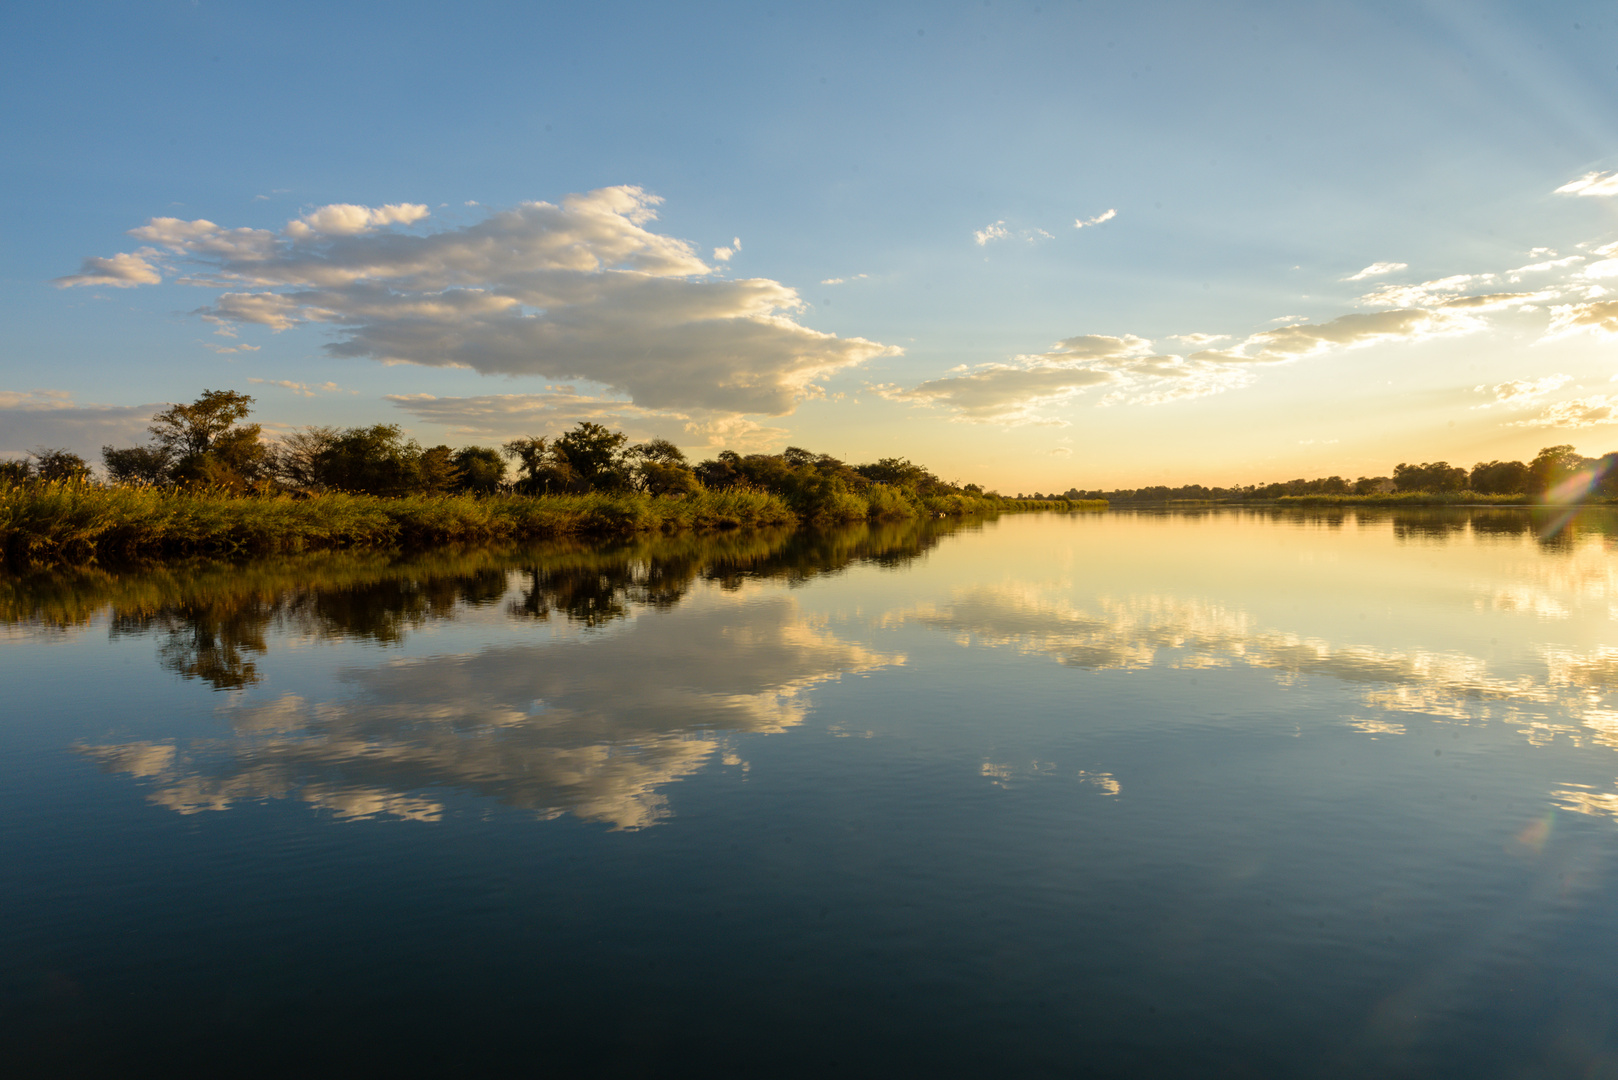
[1343,261,1407,281]
[248,377,315,397]
[1473,374,1572,408]
[1073,208,1116,229]
[1510,395,1618,428]
[60,187,896,418]
[884,304,1487,425]
[1556,171,1618,197]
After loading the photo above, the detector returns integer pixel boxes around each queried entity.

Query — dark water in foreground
[5,508,1618,1078]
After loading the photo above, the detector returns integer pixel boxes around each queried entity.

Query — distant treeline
[0,390,1096,566]
[1040,446,1617,504]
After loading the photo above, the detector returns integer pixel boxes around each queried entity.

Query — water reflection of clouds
[80,594,901,828]
[893,586,1618,747]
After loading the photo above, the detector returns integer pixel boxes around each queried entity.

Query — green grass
[0,481,1106,568]
[1274,491,1544,507]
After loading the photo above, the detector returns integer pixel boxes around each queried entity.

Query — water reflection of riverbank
[42,520,949,826]
[15,506,1618,827]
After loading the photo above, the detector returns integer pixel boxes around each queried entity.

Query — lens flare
[1538,460,1615,540]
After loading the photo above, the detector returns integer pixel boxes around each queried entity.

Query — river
[4,508,1618,1077]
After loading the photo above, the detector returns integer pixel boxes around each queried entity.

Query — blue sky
[6,0,1618,489]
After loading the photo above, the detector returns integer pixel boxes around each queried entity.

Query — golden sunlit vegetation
[1059,446,1618,505]
[1,391,1097,567]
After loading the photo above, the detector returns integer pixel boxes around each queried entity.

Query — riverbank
[1274,491,1549,507]
[0,481,1101,567]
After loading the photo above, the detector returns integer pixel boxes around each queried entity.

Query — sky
[5,0,1618,491]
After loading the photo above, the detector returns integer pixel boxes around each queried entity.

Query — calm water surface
[5,509,1618,1077]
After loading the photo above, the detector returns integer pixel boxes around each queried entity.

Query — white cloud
[682,415,789,451]
[1343,261,1407,281]
[204,342,261,355]
[1547,300,1618,339]
[1556,171,1618,197]
[66,187,896,417]
[285,202,430,239]
[974,221,1010,246]
[1511,395,1618,428]
[885,307,1483,424]
[53,251,163,288]
[1169,332,1229,346]
[713,237,741,262]
[878,334,1251,423]
[248,378,315,397]
[1506,253,1582,278]
[1474,374,1572,408]
[1074,208,1117,229]
[821,273,868,285]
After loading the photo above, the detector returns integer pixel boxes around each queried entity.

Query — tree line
[1042,446,1615,504]
[1,389,1009,514]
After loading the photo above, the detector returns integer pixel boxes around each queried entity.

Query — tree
[145,389,267,488]
[103,444,172,485]
[450,446,506,493]
[29,447,92,483]
[270,426,338,490]
[1392,461,1467,493]
[1469,460,1529,496]
[553,422,630,491]
[314,424,422,496]
[1529,445,1591,499]
[416,445,462,494]
[628,439,699,495]
[503,436,576,495]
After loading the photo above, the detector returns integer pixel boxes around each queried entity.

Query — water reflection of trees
[76,576,908,828]
[5,518,963,689]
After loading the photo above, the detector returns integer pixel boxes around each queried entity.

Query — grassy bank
[0,481,1103,567]
[1274,491,1550,507]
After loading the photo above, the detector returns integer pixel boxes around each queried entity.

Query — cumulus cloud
[974,221,1010,246]
[285,202,429,239]
[1556,171,1618,197]
[1474,374,1572,408]
[1547,300,1618,338]
[712,237,741,262]
[1074,208,1117,229]
[63,187,896,417]
[53,251,163,288]
[1343,261,1407,281]
[1511,395,1618,428]
[0,390,156,456]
